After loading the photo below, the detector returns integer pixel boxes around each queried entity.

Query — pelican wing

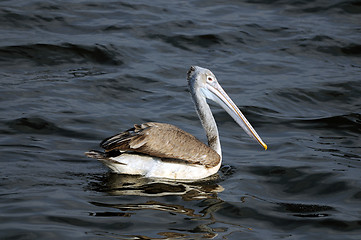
[100,122,220,168]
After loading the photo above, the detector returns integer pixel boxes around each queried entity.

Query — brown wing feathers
[100,124,148,152]
[99,122,220,167]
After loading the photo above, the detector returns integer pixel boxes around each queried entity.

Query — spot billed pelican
[85,66,267,180]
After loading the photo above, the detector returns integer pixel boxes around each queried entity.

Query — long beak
[202,82,267,150]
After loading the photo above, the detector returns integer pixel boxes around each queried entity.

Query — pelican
[85,66,267,180]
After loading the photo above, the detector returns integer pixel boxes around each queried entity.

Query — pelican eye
[207,76,214,82]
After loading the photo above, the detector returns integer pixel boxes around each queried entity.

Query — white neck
[191,89,222,158]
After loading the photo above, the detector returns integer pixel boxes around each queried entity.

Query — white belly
[100,153,221,180]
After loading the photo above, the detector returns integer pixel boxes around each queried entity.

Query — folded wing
[100,122,220,168]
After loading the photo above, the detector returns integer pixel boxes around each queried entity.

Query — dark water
[1,0,361,239]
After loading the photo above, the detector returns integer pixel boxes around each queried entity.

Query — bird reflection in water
[87,172,244,239]
[90,172,224,199]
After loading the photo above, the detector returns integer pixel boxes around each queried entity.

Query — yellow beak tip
[263,144,268,150]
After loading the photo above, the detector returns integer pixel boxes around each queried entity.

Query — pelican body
[86,66,267,180]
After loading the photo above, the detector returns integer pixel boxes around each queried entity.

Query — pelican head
[187,66,267,150]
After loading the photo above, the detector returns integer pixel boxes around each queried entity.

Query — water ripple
[1,0,360,239]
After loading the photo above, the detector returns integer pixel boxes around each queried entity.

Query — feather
[99,122,220,168]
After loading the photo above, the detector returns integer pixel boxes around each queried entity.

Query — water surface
[1,0,360,239]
